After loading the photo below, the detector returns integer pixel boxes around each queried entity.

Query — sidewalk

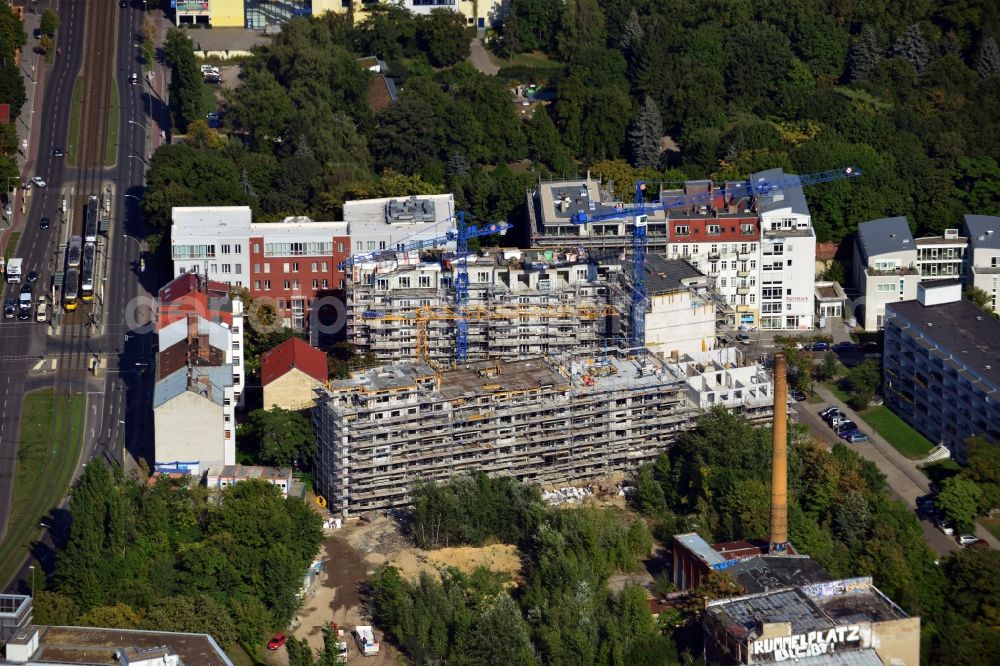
[810,383,1000,549]
[1,10,45,258]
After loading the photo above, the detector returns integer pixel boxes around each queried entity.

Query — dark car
[52,147,64,157]
[812,341,830,352]
[3,299,15,319]
[832,341,853,351]
[25,271,38,284]
[822,409,844,424]
[838,427,860,440]
[39,217,49,229]
[834,419,857,433]
[790,390,807,401]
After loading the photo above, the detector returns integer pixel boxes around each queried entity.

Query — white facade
[153,369,236,472]
[758,206,816,330]
[205,465,294,497]
[677,348,773,411]
[963,215,1000,312]
[171,207,254,285]
[344,194,457,256]
[679,237,759,328]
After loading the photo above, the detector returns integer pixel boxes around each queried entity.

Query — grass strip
[0,390,86,587]
[862,405,935,459]
[66,77,84,167]
[105,80,120,168]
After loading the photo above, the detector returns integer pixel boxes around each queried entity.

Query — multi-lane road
[0,0,160,589]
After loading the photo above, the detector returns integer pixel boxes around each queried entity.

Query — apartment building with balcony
[883,281,1000,462]
[313,349,772,515]
[854,217,967,330]
[963,214,1000,312]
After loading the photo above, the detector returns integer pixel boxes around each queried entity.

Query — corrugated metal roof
[674,532,727,566]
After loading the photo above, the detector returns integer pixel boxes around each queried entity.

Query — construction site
[313,347,774,515]
[346,247,723,365]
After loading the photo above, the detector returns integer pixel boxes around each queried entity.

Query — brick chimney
[769,353,789,554]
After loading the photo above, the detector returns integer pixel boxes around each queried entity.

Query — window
[337,243,344,254]
[675,225,690,236]
[322,279,329,288]
[234,244,241,254]
[234,264,241,274]
[283,263,290,272]
[710,244,718,254]
[750,260,757,269]
[682,245,689,256]
[419,275,431,288]
[377,278,389,290]
[876,283,896,293]
[254,280,261,290]
[312,280,319,289]
[233,340,241,350]
[284,280,291,290]
[721,278,727,287]
[477,271,490,283]
[787,259,792,266]
[367,241,376,251]
[399,277,411,288]
[253,243,260,254]
[254,263,260,273]
[291,262,299,272]
[356,241,363,251]
[292,280,300,289]
[707,224,721,235]
[264,280,271,290]
[210,264,218,273]
[720,261,728,270]
[379,241,386,250]
[311,261,318,272]
[710,262,718,273]
[750,294,756,303]
[741,223,754,234]
[221,244,231,254]
[221,264,231,274]
[787,303,793,311]
[322,261,328,271]
[264,263,271,273]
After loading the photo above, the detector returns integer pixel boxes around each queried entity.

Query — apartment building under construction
[314,348,774,515]
[346,247,622,363]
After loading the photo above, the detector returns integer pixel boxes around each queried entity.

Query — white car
[30,176,46,188]
[937,521,955,536]
[957,534,980,547]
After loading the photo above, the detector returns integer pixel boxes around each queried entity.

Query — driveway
[796,385,998,554]
[468,37,499,76]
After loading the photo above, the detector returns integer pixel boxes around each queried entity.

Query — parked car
[812,341,830,352]
[829,414,849,428]
[267,633,286,650]
[819,406,840,419]
[790,390,807,401]
[832,341,853,351]
[937,521,955,536]
[30,176,46,188]
[957,534,981,547]
[834,419,857,433]
[847,432,870,444]
[838,427,860,440]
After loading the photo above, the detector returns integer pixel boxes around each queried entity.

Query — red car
[267,633,286,650]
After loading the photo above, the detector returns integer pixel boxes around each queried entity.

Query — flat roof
[205,465,292,481]
[857,217,913,260]
[439,358,566,399]
[727,555,833,594]
[26,625,233,666]
[631,255,706,296]
[887,298,1000,388]
[964,214,1000,250]
[171,207,252,237]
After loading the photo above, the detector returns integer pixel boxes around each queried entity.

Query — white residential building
[854,217,967,330]
[963,214,1000,312]
[158,303,245,405]
[635,254,719,357]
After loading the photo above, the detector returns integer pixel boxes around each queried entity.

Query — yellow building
[261,337,328,411]
[210,0,245,27]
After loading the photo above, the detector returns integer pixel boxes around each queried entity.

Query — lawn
[66,77,84,167]
[104,80,119,167]
[824,379,853,405]
[862,405,935,460]
[509,51,564,69]
[0,389,86,587]
[5,231,20,259]
[980,516,1000,542]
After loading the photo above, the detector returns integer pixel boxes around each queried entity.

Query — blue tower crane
[340,212,512,364]
[571,166,862,349]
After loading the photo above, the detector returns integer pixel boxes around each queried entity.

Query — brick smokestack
[769,352,789,554]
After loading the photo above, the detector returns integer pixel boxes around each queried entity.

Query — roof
[751,168,810,216]
[261,337,327,386]
[439,358,567,400]
[674,532,727,567]
[158,272,231,305]
[781,649,886,665]
[250,216,348,239]
[964,214,1000,250]
[205,464,293,481]
[171,206,253,237]
[886,297,1000,389]
[25,625,232,666]
[154,365,232,409]
[857,217,914,260]
[635,255,706,295]
[727,555,833,594]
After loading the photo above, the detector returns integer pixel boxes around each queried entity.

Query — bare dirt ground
[284,517,524,665]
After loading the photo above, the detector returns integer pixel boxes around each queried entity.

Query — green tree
[849,25,885,81]
[225,68,296,150]
[33,591,79,625]
[142,595,237,646]
[39,9,60,36]
[815,352,840,382]
[0,122,16,156]
[416,10,469,68]
[891,24,930,76]
[964,286,994,313]
[77,603,143,629]
[937,476,982,534]
[821,259,846,284]
[963,436,1000,512]
[978,36,1000,79]
[628,96,663,168]
[240,407,316,467]
[725,22,795,111]
[38,34,53,55]
[163,28,205,133]
[845,359,881,409]
[467,594,538,665]
[0,2,26,58]
[0,58,27,119]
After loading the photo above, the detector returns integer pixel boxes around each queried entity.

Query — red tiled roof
[261,337,327,386]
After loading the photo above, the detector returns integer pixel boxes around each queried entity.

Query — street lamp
[127,153,147,168]
[28,565,34,598]
[128,119,151,159]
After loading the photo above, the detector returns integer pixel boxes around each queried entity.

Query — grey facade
[883,296,1000,461]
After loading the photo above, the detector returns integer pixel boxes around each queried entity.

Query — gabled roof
[261,337,327,386]
[751,168,810,216]
[154,365,232,409]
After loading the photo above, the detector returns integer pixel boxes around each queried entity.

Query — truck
[354,626,380,657]
[6,257,22,283]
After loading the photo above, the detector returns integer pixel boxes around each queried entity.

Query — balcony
[737,287,751,295]
[737,270,750,277]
